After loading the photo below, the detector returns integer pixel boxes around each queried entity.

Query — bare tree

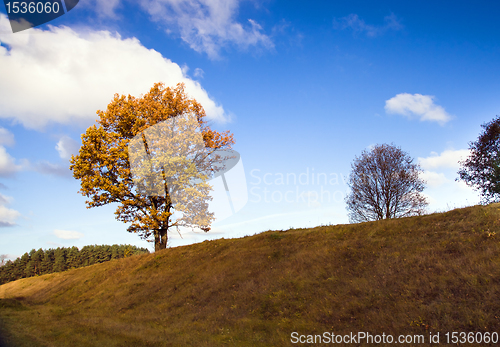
[345,143,428,223]
[0,254,7,266]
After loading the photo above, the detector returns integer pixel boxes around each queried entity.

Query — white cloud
[0,128,27,176]
[0,193,9,205]
[334,13,403,37]
[0,192,20,227]
[420,170,449,188]
[56,136,80,160]
[0,146,23,176]
[0,132,75,177]
[0,127,14,146]
[54,229,84,240]
[416,149,480,209]
[194,68,204,78]
[82,0,122,18]
[138,0,274,59]
[78,0,274,58]
[0,14,228,130]
[0,130,73,177]
[418,149,470,170]
[423,177,480,212]
[385,93,452,125]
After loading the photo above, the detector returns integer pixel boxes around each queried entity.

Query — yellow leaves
[70,82,234,248]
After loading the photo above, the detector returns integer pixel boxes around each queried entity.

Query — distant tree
[32,248,44,275]
[10,258,22,280]
[457,116,500,203]
[53,248,67,272]
[18,253,30,279]
[66,246,80,269]
[111,245,120,259]
[0,245,149,285]
[0,254,7,266]
[99,245,112,263]
[345,143,428,223]
[70,82,235,251]
[79,246,91,266]
[0,260,13,284]
[41,250,54,274]
[25,260,36,277]
[123,245,133,258]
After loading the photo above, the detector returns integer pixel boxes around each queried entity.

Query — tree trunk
[154,229,168,251]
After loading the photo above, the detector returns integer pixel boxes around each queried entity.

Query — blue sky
[0,0,498,258]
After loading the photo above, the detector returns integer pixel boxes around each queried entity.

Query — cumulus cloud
[54,229,84,240]
[2,135,79,177]
[0,146,24,176]
[385,93,452,125]
[422,176,480,212]
[193,68,204,78]
[138,0,273,59]
[420,170,449,188]
[0,132,75,177]
[56,136,80,160]
[0,194,7,205]
[0,127,14,146]
[82,0,122,18]
[0,13,228,130]
[417,149,472,190]
[0,192,20,227]
[0,156,72,178]
[334,13,403,37]
[418,149,470,170]
[0,127,23,176]
[79,0,273,58]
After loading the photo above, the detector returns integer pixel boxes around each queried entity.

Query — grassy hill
[1,204,500,346]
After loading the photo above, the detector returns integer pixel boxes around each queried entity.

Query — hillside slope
[1,204,500,346]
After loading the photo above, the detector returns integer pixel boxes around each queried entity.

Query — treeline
[0,244,149,285]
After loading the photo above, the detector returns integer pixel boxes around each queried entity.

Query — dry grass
[2,204,500,346]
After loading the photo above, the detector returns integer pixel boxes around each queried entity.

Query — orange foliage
[70,83,234,251]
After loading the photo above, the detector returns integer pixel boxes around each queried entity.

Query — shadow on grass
[0,298,45,347]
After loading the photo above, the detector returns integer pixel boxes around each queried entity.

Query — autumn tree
[70,83,234,251]
[345,143,428,223]
[457,116,500,203]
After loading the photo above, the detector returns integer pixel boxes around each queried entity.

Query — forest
[0,244,149,285]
